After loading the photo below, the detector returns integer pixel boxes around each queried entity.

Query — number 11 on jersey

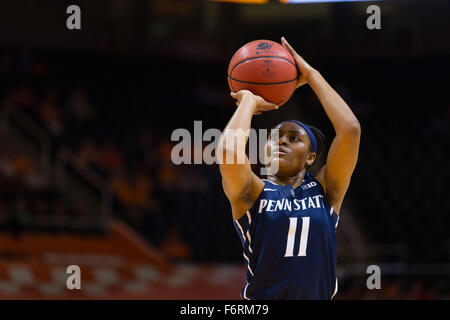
[284,217,310,257]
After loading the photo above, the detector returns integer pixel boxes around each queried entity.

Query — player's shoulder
[261,178,282,188]
[313,167,327,194]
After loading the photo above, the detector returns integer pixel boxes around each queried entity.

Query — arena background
[0,0,449,300]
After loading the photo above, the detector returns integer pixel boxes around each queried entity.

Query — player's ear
[306,152,316,167]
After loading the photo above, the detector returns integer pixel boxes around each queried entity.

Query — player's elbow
[352,121,361,134]
[344,120,361,137]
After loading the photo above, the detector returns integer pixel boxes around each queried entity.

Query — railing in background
[54,147,113,229]
[0,103,51,183]
[0,103,113,231]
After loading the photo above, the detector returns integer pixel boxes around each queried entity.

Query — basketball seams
[228,55,297,77]
[228,77,236,93]
[228,76,297,86]
[227,77,296,105]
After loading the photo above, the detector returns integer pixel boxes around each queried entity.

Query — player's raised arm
[217,90,278,220]
[281,37,361,214]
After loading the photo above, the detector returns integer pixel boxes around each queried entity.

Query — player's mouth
[272,147,288,156]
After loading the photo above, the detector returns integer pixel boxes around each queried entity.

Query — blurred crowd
[0,133,73,234]
[337,276,450,300]
[348,65,450,264]
[0,48,225,261]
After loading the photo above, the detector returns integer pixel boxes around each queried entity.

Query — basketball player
[217,37,361,299]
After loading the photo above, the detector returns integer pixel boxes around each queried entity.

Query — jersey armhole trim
[314,175,340,216]
[243,283,251,300]
[331,278,338,300]
[232,180,269,222]
[262,178,280,186]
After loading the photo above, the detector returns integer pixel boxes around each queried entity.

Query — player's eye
[289,135,299,142]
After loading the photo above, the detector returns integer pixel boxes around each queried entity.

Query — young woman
[217,37,361,300]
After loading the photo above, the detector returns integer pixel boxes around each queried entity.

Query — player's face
[265,122,315,177]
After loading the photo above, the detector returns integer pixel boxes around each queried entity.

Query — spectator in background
[3,85,37,110]
[14,196,32,229]
[0,199,13,231]
[156,138,186,191]
[38,89,64,137]
[75,137,99,170]
[109,166,164,244]
[64,87,96,144]
[97,139,124,175]
[113,167,159,213]
[405,280,435,300]
[67,87,95,124]
[0,144,17,182]
[10,152,48,191]
[109,169,131,207]
[136,129,158,171]
[129,168,158,210]
[0,141,45,192]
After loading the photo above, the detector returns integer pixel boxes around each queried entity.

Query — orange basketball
[227,39,298,106]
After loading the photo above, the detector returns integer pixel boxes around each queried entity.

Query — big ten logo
[66,265,81,290]
[302,181,317,190]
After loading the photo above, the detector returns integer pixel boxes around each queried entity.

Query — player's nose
[279,135,288,146]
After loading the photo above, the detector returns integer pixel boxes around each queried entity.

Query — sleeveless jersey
[233,172,339,300]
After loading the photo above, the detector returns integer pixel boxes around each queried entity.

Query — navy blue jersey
[233,172,339,300]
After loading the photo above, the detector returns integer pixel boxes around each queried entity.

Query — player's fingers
[261,103,279,111]
[282,37,306,66]
[281,38,293,55]
[281,37,296,55]
[281,37,300,58]
[254,96,278,110]
[263,102,279,108]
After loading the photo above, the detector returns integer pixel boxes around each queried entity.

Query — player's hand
[230,90,279,115]
[230,90,254,107]
[253,95,279,115]
[281,37,316,89]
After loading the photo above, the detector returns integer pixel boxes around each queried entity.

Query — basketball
[227,39,298,106]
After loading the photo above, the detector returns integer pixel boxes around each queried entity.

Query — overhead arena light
[210,0,380,3]
[209,0,269,3]
[280,0,380,3]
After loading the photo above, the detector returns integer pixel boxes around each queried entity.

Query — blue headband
[286,120,318,153]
